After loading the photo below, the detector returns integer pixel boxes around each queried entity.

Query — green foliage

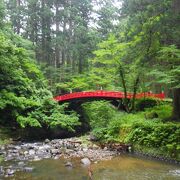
[5,0,98,76]
[120,0,180,93]
[150,45,180,88]
[144,104,172,121]
[0,127,12,145]
[0,0,4,28]
[82,101,117,128]
[0,32,80,132]
[135,98,159,111]
[125,122,180,158]
[27,100,80,132]
[82,101,117,139]
[82,100,179,158]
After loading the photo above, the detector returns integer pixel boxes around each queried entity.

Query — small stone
[6,169,15,176]
[81,158,91,165]
[65,161,73,167]
[6,154,13,161]
[45,139,50,144]
[92,144,99,150]
[0,166,4,175]
[103,147,108,151]
[66,143,74,149]
[18,162,25,167]
[83,148,88,152]
[19,150,24,155]
[53,155,60,160]
[0,146,5,151]
[89,134,98,141]
[29,149,36,155]
[38,145,51,150]
[66,149,74,154]
[24,151,28,155]
[51,149,60,155]
[24,167,34,172]
[33,156,41,161]
[44,155,51,159]
[15,146,21,150]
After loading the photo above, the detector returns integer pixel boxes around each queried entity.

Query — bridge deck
[54,91,165,102]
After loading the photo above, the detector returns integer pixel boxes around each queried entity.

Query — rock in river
[81,158,91,165]
[6,169,15,176]
[65,161,73,167]
[0,166,4,175]
[23,167,34,172]
[29,149,36,155]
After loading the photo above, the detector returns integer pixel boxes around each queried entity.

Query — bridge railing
[54,91,165,102]
[136,92,165,99]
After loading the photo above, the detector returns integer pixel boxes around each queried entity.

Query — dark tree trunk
[55,0,60,68]
[15,0,21,34]
[119,65,129,112]
[130,75,140,111]
[172,88,180,121]
[173,0,180,14]
[41,0,46,62]
[78,55,83,74]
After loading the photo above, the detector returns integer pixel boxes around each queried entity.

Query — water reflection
[8,155,180,180]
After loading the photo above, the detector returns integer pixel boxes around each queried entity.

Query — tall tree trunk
[61,14,67,67]
[172,88,180,121]
[78,55,83,74]
[171,0,180,121]
[41,0,46,62]
[16,0,21,34]
[46,19,52,65]
[119,65,129,112]
[130,75,140,111]
[55,0,60,68]
[173,0,180,14]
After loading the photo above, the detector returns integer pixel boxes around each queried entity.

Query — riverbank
[0,137,118,162]
[0,135,179,178]
[82,101,180,162]
[0,136,117,177]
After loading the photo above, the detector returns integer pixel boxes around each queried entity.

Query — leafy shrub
[144,105,172,121]
[0,32,80,132]
[82,100,179,159]
[82,101,118,140]
[135,98,159,111]
[125,122,180,158]
[82,101,117,129]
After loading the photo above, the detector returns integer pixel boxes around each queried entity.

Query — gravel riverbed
[0,137,117,178]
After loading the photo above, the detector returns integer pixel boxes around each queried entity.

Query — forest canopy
[0,0,179,131]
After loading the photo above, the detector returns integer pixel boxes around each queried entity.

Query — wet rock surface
[0,136,118,178]
[81,157,91,165]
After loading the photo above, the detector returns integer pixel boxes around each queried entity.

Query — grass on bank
[82,100,180,160]
[0,127,13,145]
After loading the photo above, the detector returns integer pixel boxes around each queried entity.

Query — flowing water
[6,155,180,180]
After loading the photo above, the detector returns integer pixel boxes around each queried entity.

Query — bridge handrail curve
[54,91,165,102]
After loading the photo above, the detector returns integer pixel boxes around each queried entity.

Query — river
[4,155,180,180]
[0,137,180,179]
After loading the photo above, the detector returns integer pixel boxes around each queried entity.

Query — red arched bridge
[54,91,165,102]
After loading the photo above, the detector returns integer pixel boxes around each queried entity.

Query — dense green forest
[0,0,180,159]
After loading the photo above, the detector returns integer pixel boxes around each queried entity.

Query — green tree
[0,30,80,131]
[119,0,180,118]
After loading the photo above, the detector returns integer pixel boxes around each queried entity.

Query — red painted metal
[54,91,165,102]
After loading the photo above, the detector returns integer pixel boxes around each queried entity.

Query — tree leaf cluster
[0,31,79,131]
